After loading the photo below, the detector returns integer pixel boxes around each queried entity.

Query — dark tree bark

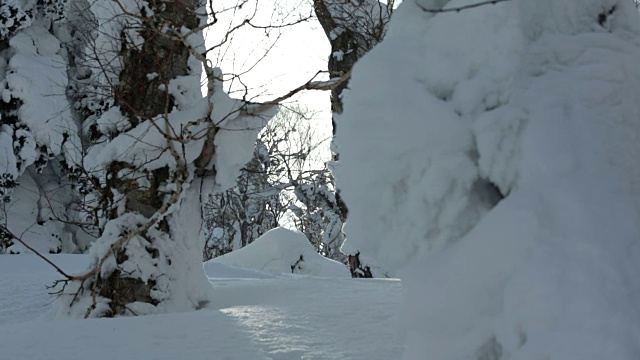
[56,0,225,318]
[95,0,202,316]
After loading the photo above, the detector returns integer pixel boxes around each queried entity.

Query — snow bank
[337,0,640,358]
[208,227,350,277]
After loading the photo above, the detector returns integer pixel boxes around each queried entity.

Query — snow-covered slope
[0,254,401,359]
[208,227,350,277]
[337,0,640,358]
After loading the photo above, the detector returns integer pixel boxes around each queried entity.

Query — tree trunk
[57,0,215,318]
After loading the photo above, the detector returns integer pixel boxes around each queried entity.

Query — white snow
[0,254,401,359]
[211,68,276,191]
[209,227,351,277]
[337,0,640,358]
[2,24,82,168]
[0,254,89,324]
[84,99,209,173]
[2,172,65,254]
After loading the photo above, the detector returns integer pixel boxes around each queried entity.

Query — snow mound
[208,227,350,277]
[203,261,275,279]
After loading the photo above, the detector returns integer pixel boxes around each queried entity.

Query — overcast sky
[205,0,331,119]
[203,0,333,163]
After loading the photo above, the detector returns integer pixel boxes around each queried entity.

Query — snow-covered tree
[0,0,86,254]
[313,0,393,275]
[313,0,392,117]
[46,0,282,317]
[337,0,640,358]
[289,166,345,262]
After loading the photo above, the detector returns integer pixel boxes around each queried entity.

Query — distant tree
[289,166,346,263]
[203,139,284,259]
[203,105,347,263]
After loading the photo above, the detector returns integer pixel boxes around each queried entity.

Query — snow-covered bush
[337,0,640,358]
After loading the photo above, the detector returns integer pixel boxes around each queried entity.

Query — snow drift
[337,0,640,358]
[208,227,350,277]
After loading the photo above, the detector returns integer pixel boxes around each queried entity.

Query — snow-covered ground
[0,254,402,359]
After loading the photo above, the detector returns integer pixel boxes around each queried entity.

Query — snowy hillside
[337,0,640,358]
[208,227,350,277]
[0,254,401,359]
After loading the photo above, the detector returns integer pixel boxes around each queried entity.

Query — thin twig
[415,0,511,13]
[245,70,352,115]
[0,226,76,279]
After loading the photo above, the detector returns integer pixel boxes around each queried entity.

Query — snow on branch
[245,70,352,115]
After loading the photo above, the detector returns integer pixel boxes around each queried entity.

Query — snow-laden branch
[245,70,352,116]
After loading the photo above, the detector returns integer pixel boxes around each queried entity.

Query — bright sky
[204,0,332,142]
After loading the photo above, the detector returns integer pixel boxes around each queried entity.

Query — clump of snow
[209,227,350,278]
[82,67,270,194]
[337,0,640,358]
[210,68,275,191]
[1,24,82,170]
[83,99,210,173]
[0,0,32,40]
[90,107,128,136]
[2,172,67,254]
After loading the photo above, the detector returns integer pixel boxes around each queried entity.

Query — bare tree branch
[0,226,76,279]
[415,0,511,13]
